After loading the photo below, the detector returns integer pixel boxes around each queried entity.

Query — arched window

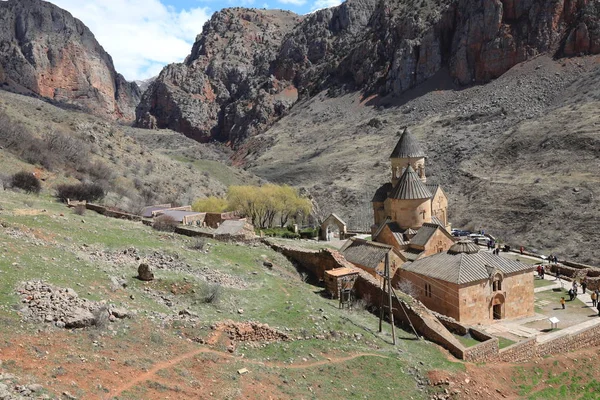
[492,273,503,291]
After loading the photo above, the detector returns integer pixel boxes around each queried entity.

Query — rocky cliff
[136,8,301,144]
[137,0,600,144]
[0,0,140,122]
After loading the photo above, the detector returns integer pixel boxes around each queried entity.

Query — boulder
[64,308,95,329]
[137,263,154,281]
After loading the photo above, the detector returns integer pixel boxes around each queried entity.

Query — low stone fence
[85,203,141,221]
[498,338,536,363]
[536,321,600,357]
[175,226,215,238]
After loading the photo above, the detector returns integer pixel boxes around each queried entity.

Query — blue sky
[48,0,342,82]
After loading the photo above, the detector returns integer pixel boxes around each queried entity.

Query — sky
[48,0,343,82]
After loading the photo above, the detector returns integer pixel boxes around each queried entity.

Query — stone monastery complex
[341,128,536,324]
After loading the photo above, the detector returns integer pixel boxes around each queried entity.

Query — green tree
[191,196,229,213]
[226,184,312,228]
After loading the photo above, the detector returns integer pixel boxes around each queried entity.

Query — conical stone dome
[447,239,480,255]
[388,165,432,200]
[390,128,426,159]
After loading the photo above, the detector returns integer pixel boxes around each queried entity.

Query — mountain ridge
[0,0,140,122]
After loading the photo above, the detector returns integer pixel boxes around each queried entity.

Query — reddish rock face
[0,0,139,122]
[137,0,600,145]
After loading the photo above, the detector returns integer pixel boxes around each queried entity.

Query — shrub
[92,306,109,330]
[193,283,221,304]
[189,238,207,251]
[281,231,300,239]
[152,215,179,232]
[56,183,105,203]
[11,171,41,194]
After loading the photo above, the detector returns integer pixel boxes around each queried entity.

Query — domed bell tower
[390,128,426,185]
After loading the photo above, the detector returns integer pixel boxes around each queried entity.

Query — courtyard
[480,270,600,343]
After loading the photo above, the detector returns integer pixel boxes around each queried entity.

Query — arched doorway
[491,293,505,320]
[320,214,347,241]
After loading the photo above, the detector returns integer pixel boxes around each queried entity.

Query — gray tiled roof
[214,220,247,235]
[409,223,440,247]
[448,239,480,255]
[402,251,535,284]
[341,239,392,270]
[372,183,392,203]
[390,128,426,158]
[431,216,445,227]
[401,248,423,261]
[388,165,432,200]
[159,210,202,222]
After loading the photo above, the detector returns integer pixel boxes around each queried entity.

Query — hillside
[133,0,600,263]
[0,0,140,121]
[0,89,260,212]
[245,53,600,264]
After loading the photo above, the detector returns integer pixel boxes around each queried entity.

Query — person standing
[561,297,566,309]
[592,291,597,308]
[597,301,600,316]
[568,288,574,301]
[520,246,524,255]
[582,280,587,294]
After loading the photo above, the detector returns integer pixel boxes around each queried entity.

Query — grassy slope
[0,190,463,399]
[0,90,259,209]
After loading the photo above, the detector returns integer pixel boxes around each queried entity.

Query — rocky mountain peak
[0,0,140,121]
[137,0,600,145]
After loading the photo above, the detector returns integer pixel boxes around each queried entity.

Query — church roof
[448,239,480,255]
[409,223,440,247]
[390,128,426,159]
[388,165,432,200]
[372,183,392,203]
[340,238,394,270]
[402,250,535,284]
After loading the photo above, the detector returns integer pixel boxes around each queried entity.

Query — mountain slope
[137,0,600,144]
[244,53,600,264]
[0,0,140,121]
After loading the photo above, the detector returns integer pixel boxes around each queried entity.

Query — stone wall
[85,203,141,221]
[498,338,536,363]
[462,331,498,363]
[536,322,600,357]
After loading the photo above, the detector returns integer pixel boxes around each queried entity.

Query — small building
[324,267,359,299]
[374,219,455,262]
[320,213,347,241]
[214,219,256,240]
[141,204,172,218]
[155,209,206,225]
[205,211,240,229]
[397,239,535,324]
[340,238,404,280]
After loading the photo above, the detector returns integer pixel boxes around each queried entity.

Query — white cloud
[278,0,307,6]
[49,0,211,81]
[311,0,342,11]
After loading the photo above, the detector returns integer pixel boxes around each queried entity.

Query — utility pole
[378,253,396,345]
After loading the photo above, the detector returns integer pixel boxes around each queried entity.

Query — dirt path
[108,345,388,398]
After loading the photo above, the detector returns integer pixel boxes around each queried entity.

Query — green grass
[0,189,465,399]
[452,333,480,347]
[534,278,556,288]
[498,337,516,349]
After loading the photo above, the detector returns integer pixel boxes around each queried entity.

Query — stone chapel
[371,128,455,261]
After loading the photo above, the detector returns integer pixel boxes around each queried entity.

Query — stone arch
[490,292,505,320]
[320,213,347,241]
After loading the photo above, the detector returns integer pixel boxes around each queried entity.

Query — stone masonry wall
[498,338,537,363]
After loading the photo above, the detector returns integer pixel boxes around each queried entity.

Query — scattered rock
[137,263,154,281]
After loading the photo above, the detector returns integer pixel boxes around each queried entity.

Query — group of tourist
[561,279,600,316]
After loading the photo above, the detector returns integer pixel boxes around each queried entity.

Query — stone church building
[371,128,454,261]
[398,240,535,324]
